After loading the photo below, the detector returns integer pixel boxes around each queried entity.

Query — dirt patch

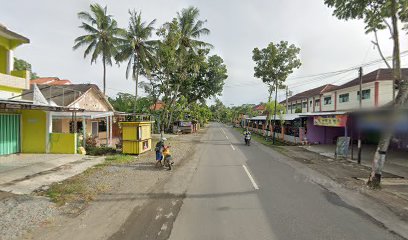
[0,191,15,200]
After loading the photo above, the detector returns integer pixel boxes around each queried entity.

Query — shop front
[301,112,349,145]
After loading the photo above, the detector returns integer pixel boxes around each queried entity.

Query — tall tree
[181,54,228,103]
[13,58,39,79]
[115,10,156,114]
[324,0,408,188]
[73,3,123,94]
[161,6,212,129]
[252,41,301,143]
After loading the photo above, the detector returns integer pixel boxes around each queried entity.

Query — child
[162,146,174,168]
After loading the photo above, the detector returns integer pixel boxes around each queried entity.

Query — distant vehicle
[173,121,193,134]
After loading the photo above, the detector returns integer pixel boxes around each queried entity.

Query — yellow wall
[21,110,47,153]
[50,133,77,154]
[121,122,151,141]
[121,122,152,154]
[11,70,28,79]
[0,85,22,93]
[0,46,6,74]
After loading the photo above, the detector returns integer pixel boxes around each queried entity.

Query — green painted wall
[21,110,47,153]
[0,114,20,155]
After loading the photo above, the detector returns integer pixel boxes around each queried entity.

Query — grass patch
[45,165,106,206]
[46,177,92,206]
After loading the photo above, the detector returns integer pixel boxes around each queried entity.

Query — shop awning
[51,111,114,119]
[0,99,82,112]
[249,113,301,121]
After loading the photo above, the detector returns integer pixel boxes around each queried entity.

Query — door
[91,121,98,137]
[0,114,21,155]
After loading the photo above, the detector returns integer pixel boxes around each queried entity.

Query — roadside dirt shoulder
[22,131,204,240]
[274,145,408,233]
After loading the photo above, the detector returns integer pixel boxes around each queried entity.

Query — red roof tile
[31,77,72,85]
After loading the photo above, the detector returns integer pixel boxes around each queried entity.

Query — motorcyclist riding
[243,128,251,146]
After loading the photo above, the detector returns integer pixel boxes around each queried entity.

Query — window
[357,89,371,100]
[98,120,107,132]
[302,102,307,108]
[339,93,349,103]
[324,96,332,105]
[315,99,320,106]
[309,100,313,107]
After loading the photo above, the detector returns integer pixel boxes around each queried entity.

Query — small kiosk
[120,121,152,154]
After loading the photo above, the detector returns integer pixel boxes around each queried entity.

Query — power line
[224,50,408,89]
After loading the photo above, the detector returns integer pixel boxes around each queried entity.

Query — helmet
[162,138,167,141]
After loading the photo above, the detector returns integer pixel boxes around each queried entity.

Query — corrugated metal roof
[249,113,301,121]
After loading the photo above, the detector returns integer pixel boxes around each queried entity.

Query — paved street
[168,123,402,240]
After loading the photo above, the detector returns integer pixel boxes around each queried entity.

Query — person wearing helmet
[155,138,167,167]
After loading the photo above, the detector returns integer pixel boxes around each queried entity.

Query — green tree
[181,54,228,103]
[324,0,408,188]
[155,7,212,131]
[252,41,301,143]
[13,58,39,79]
[115,10,156,114]
[108,92,152,113]
[73,3,123,94]
[265,101,286,128]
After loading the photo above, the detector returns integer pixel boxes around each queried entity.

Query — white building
[282,68,405,113]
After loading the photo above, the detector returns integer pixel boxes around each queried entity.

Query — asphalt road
[168,123,402,240]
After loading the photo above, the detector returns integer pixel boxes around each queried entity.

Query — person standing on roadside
[155,138,166,167]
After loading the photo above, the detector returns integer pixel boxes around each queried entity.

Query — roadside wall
[49,133,77,154]
[21,110,46,153]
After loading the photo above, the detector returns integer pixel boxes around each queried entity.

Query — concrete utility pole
[286,86,289,113]
[358,67,363,164]
[272,79,279,145]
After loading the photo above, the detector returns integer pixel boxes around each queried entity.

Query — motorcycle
[244,134,251,146]
[162,146,173,170]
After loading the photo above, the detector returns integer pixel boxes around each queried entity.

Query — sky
[2,0,407,106]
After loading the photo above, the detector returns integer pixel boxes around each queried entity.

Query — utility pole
[286,86,289,113]
[358,67,363,164]
[272,79,279,145]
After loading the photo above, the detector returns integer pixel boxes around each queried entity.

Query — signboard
[335,137,350,159]
[313,115,347,127]
[179,121,192,127]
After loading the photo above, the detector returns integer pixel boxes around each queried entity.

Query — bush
[86,146,117,156]
[86,136,97,148]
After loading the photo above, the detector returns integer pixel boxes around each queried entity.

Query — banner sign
[313,115,348,127]
[335,137,350,159]
[179,121,192,127]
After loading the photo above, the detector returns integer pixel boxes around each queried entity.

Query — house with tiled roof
[150,100,165,111]
[31,77,72,85]
[22,84,116,146]
[281,84,336,113]
[281,68,408,113]
[321,68,408,112]
[252,103,266,114]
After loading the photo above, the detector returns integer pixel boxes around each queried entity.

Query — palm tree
[115,10,156,114]
[176,6,212,52]
[164,7,212,129]
[73,3,123,94]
